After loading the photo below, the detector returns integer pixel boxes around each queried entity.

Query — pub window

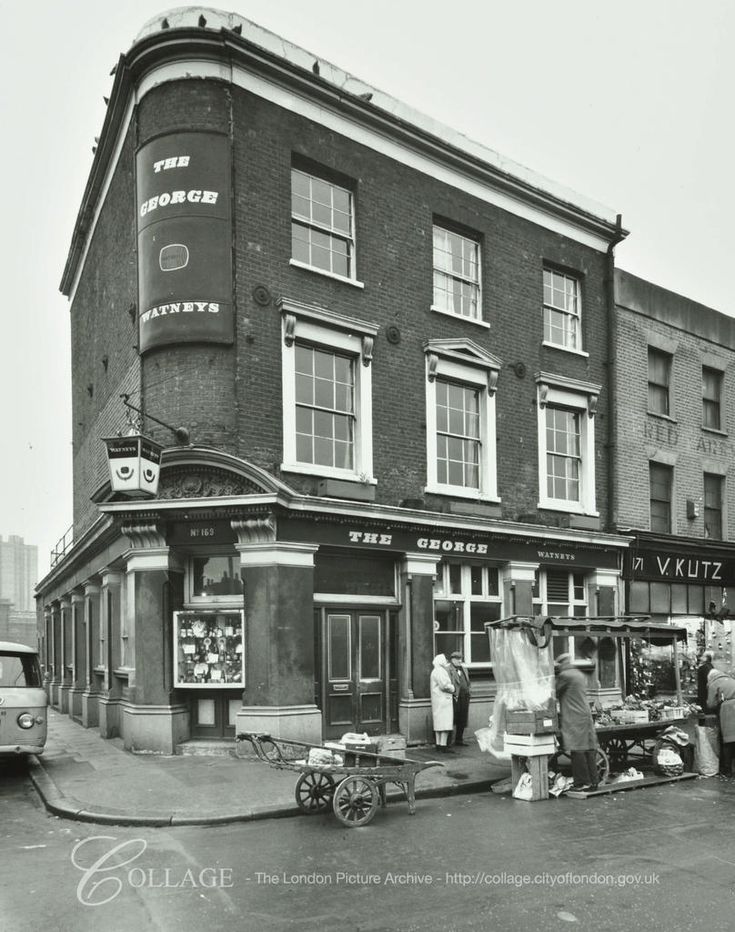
[432,562,503,666]
[189,555,243,602]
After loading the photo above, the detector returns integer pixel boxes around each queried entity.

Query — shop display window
[433,562,503,666]
[174,610,244,688]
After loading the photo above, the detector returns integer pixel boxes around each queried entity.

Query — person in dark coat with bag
[707,668,735,776]
[449,651,471,746]
[555,653,598,791]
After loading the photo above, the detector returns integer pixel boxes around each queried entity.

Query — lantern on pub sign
[104,434,164,496]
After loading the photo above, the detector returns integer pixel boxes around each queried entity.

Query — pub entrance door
[189,690,240,738]
[318,610,390,739]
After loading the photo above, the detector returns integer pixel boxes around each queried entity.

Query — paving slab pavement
[26,710,512,826]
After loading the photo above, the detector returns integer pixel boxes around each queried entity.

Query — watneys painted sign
[136,132,233,352]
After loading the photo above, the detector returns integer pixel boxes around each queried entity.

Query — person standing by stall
[430,654,455,752]
[449,651,471,746]
[707,668,735,776]
[555,653,598,791]
[698,651,715,710]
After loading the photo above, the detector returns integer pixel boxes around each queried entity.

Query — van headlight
[17,713,35,729]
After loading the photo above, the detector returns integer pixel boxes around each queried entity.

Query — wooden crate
[506,708,558,735]
[511,754,549,801]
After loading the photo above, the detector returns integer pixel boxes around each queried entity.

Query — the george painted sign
[279,518,621,568]
[137,132,233,352]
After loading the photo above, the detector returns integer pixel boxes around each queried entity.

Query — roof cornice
[60,26,627,295]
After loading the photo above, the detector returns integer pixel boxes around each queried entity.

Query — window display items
[174,610,244,687]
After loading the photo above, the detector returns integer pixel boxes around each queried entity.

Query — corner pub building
[36,8,631,753]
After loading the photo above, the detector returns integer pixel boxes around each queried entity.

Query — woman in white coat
[430,653,455,751]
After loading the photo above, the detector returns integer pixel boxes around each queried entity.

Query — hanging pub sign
[136,131,233,353]
[103,434,163,496]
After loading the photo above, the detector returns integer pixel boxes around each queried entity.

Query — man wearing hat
[449,651,472,746]
[555,652,598,790]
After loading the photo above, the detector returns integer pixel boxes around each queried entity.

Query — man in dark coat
[697,651,715,709]
[449,651,471,746]
[555,653,598,790]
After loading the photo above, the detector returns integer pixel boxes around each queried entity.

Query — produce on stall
[484,615,701,797]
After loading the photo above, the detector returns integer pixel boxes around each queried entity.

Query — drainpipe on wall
[606,214,626,531]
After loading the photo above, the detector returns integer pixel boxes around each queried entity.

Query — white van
[0,641,48,757]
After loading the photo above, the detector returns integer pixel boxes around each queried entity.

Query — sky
[2,0,734,578]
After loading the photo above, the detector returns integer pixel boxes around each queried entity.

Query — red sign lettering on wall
[137,132,233,352]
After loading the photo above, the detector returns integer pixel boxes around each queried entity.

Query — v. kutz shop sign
[628,550,735,586]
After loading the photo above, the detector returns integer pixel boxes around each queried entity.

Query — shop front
[38,454,631,753]
[625,532,735,684]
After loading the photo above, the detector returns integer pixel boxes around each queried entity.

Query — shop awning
[485,615,688,644]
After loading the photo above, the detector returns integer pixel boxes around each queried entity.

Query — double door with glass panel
[321,611,387,739]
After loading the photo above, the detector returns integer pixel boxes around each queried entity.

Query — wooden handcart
[237,732,442,827]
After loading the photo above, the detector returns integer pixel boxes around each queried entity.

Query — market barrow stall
[237,732,442,826]
[485,615,693,795]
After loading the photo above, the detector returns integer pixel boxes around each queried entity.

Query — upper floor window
[649,461,673,533]
[424,339,501,501]
[702,367,723,431]
[543,268,581,351]
[704,472,724,540]
[432,225,481,320]
[296,346,354,470]
[536,374,599,515]
[291,168,355,280]
[648,348,672,416]
[281,298,377,483]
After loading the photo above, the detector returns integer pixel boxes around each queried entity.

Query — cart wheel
[332,776,379,827]
[595,748,610,785]
[604,737,628,768]
[295,771,335,814]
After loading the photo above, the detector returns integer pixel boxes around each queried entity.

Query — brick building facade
[614,268,735,680]
[36,8,630,752]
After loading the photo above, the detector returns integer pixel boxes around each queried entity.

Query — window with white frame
[432,225,482,320]
[533,568,589,660]
[291,168,355,280]
[543,268,581,351]
[433,562,503,666]
[281,298,377,482]
[424,339,501,501]
[537,374,599,514]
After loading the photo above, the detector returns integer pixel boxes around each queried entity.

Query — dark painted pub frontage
[38,452,629,753]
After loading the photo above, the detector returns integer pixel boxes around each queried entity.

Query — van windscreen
[0,652,42,688]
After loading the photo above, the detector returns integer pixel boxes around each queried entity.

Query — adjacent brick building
[614,268,735,681]
[35,8,631,752]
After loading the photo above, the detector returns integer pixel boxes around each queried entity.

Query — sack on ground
[694,724,720,777]
[512,772,534,800]
[474,726,493,753]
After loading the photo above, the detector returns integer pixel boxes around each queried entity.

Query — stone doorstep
[175,739,238,758]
